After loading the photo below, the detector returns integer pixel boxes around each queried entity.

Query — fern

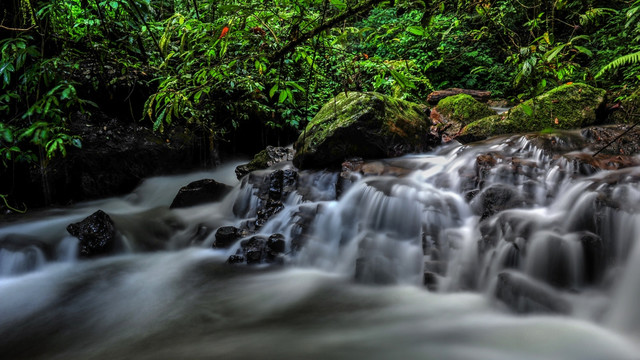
[595,51,640,79]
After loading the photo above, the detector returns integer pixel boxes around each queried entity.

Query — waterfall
[2,134,640,359]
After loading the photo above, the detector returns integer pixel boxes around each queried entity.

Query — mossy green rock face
[293,92,436,169]
[459,83,606,142]
[432,94,496,137]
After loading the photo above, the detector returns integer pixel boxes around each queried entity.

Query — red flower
[219,26,229,39]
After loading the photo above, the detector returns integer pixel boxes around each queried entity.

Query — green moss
[460,83,606,141]
[294,91,431,168]
[245,149,270,171]
[436,94,495,125]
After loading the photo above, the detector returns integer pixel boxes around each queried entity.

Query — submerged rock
[430,94,496,142]
[235,146,294,179]
[495,271,572,314]
[170,179,233,209]
[460,83,606,142]
[470,185,527,221]
[293,92,437,169]
[66,210,120,258]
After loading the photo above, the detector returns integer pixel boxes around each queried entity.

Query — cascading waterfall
[2,135,640,359]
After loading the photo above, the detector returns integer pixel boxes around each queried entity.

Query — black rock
[227,254,245,264]
[241,236,268,264]
[66,210,119,258]
[471,185,526,221]
[495,271,571,314]
[267,234,286,254]
[170,179,233,209]
[580,231,605,284]
[213,226,243,248]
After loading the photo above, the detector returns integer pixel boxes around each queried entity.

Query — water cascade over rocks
[2,133,640,359]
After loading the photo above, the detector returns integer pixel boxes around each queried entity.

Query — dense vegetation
[1,0,639,208]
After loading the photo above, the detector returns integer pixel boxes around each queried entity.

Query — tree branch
[268,0,384,62]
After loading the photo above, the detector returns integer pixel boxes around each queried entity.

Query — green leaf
[406,26,425,36]
[521,104,534,116]
[278,90,287,103]
[269,84,278,98]
[573,46,593,57]
[545,44,565,62]
[110,1,118,9]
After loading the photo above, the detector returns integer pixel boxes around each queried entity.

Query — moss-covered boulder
[235,146,294,179]
[610,88,640,124]
[431,94,496,140]
[293,92,436,169]
[459,83,606,142]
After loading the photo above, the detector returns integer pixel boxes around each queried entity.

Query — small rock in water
[213,226,244,248]
[170,179,232,209]
[495,271,572,314]
[241,236,268,264]
[66,210,119,258]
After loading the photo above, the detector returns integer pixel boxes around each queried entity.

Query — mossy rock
[235,146,294,179]
[432,94,496,137]
[293,92,437,169]
[459,83,607,142]
[610,89,640,124]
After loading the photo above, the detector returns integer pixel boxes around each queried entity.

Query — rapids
[1,134,640,359]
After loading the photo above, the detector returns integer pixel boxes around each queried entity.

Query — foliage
[2,0,640,173]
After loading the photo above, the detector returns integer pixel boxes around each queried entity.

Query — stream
[1,134,640,359]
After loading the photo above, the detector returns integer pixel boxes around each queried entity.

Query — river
[1,134,639,359]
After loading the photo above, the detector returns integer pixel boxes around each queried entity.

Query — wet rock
[227,254,245,264]
[430,94,496,142]
[580,231,606,285]
[235,146,294,179]
[214,226,244,248]
[423,271,440,291]
[267,234,286,254]
[495,271,572,314]
[256,200,285,228]
[460,83,607,142]
[293,92,437,169]
[170,179,233,209]
[240,236,268,264]
[66,210,119,258]
[471,185,526,221]
[189,224,213,244]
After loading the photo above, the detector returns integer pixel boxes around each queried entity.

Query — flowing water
[2,135,640,359]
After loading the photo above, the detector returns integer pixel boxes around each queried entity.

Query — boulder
[235,146,294,179]
[170,179,233,209]
[66,210,119,258]
[430,94,496,141]
[293,92,437,169]
[459,83,607,142]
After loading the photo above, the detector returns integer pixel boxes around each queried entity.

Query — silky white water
[1,135,640,359]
